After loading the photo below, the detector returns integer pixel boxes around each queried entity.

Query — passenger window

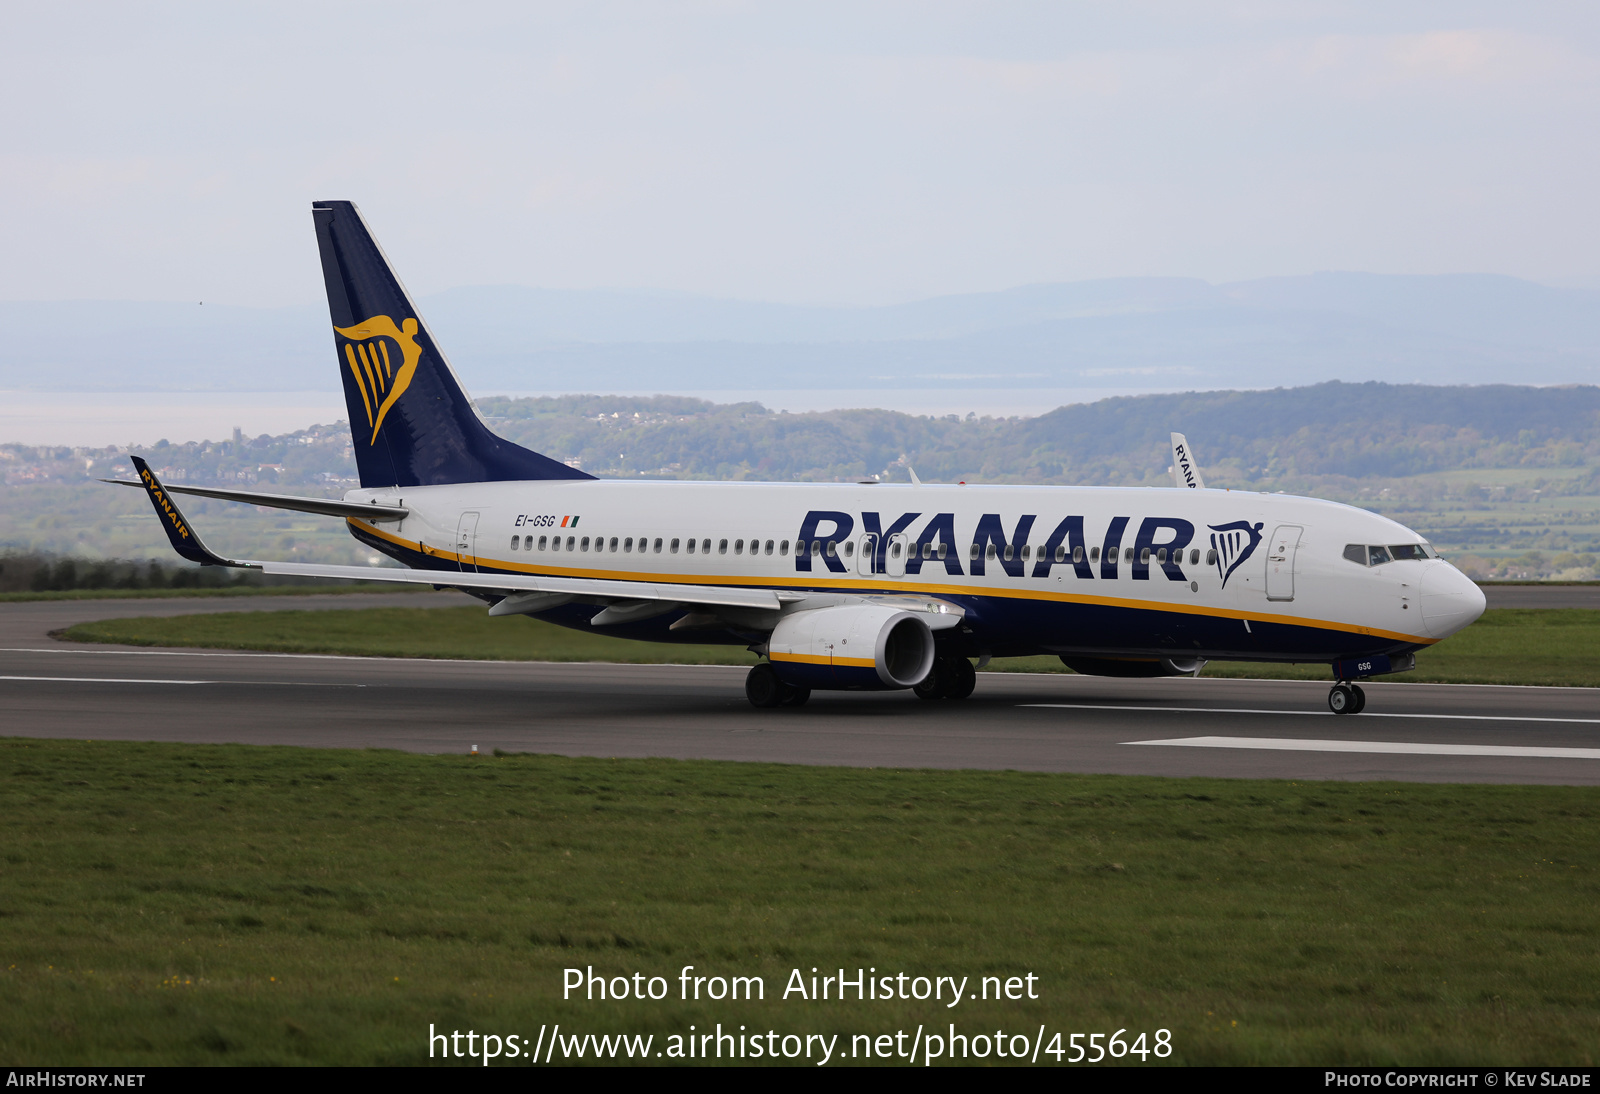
[609,537,618,552]
[812,541,822,557]
[686,538,696,554]
[1343,544,1367,566]
[566,536,576,551]
[653,538,663,553]
[702,539,711,554]
[1368,545,1391,566]
[1003,545,1013,562]
[734,539,743,554]
[1124,547,1134,562]
[1090,546,1100,562]
[1141,548,1151,564]
[581,536,590,551]
[937,543,947,559]
[765,540,774,555]
[1205,548,1216,565]
[719,539,728,554]
[538,535,548,550]
[921,543,932,560]
[510,536,520,551]
[624,537,633,552]
[551,537,561,552]
[671,538,681,553]
[890,542,901,559]
[969,543,980,560]
[826,541,836,557]
[1072,545,1083,563]
[986,544,997,560]
[1019,545,1030,561]
[1189,549,1199,565]
[1156,548,1167,563]
[780,540,789,555]
[843,541,854,557]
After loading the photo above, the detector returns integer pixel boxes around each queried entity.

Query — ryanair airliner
[113,201,1486,714]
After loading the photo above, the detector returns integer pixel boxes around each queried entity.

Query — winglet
[129,456,248,567]
[1170,432,1205,490]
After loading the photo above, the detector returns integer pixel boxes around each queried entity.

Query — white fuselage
[338,478,1485,664]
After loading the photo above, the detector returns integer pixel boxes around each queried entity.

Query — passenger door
[1265,524,1302,601]
[456,511,480,572]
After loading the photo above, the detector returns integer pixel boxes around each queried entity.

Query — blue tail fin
[311,201,592,488]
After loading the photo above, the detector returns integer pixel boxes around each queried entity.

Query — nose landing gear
[1328,682,1366,715]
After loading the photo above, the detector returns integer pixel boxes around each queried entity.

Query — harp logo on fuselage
[334,315,423,445]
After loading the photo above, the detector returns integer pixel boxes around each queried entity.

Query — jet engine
[768,605,937,691]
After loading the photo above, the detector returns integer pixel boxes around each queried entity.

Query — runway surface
[2,589,1598,785]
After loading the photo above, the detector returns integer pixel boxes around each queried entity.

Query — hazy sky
[2,2,1597,307]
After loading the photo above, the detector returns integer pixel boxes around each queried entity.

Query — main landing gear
[1328,682,1366,715]
[745,663,810,709]
[914,656,977,701]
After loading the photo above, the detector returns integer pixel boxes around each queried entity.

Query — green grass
[59,606,1600,687]
[2,740,1597,1066]
[60,605,759,665]
[0,583,433,603]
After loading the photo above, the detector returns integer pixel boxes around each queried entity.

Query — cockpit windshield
[1343,542,1438,566]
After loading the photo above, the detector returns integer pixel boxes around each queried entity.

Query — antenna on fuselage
[1169,432,1205,489]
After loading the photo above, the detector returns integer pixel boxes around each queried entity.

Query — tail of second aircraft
[311,201,591,489]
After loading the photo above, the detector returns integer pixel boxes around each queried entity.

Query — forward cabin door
[1265,524,1302,601]
[456,511,480,572]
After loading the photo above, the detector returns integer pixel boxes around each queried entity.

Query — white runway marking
[1021,704,1600,726]
[1128,736,1600,760]
[0,675,208,685]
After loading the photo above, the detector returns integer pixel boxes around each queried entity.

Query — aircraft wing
[121,455,791,613]
[102,477,408,521]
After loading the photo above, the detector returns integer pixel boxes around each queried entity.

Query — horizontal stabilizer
[103,479,408,521]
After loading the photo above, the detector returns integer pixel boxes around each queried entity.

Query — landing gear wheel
[913,670,946,700]
[1328,683,1357,715]
[778,683,811,707]
[746,663,784,708]
[1349,684,1366,714]
[946,657,976,699]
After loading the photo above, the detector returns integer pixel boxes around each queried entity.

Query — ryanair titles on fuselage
[794,509,1262,588]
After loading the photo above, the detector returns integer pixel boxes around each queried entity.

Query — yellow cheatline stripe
[346,519,1435,646]
[344,345,374,426]
[771,652,876,668]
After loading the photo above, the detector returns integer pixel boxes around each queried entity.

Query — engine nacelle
[769,605,936,691]
[1058,655,1206,678]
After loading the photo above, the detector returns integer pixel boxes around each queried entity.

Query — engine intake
[768,605,936,691]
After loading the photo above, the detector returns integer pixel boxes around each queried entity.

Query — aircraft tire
[779,683,811,707]
[1328,683,1356,715]
[746,663,784,708]
[946,657,977,699]
[1349,684,1366,714]
[913,673,946,700]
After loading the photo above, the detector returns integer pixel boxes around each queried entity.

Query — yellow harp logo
[334,315,423,445]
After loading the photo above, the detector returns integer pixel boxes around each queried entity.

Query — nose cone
[1419,562,1486,639]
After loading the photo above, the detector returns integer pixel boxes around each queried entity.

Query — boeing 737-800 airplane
[115,201,1486,713]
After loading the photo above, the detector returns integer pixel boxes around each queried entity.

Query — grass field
[60,606,1600,688]
[2,739,1598,1066]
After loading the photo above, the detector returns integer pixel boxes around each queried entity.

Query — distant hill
[5,273,1600,392]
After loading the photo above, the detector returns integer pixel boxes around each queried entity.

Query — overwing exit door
[1265,524,1302,601]
[456,511,480,572]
